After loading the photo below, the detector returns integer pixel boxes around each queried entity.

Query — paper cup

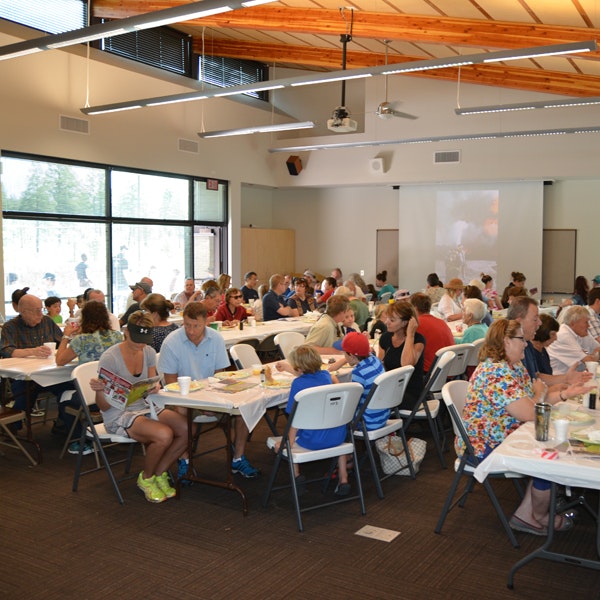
[44,342,56,357]
[553,419,569,443]
[248,317,256,327]
[177,376,191,395]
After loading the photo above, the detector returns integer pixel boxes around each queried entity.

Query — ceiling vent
[434,150,461,164]
[59,114,89,135]
[178,138,199,153]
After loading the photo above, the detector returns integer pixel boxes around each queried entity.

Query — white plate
[164,380,205,392]
[260,379,292,389]
[213,371,250,380]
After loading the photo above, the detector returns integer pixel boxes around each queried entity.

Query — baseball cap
[127,322,154,344]
[593,275,600,285]
[129,281,152,294]
[341,331,371,357]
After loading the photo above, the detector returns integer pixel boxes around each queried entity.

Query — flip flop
[509,515,547,536]
[555,514,574,532]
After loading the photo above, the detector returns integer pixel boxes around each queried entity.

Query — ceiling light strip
[80,40,596,115]
[267,126,600,152]
[0,0,277,61]
[456,95,600,115]
[198,121,315,138]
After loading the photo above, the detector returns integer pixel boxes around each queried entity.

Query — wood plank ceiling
[92,0,600,96]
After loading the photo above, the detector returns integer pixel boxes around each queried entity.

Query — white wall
[2,24,600,298]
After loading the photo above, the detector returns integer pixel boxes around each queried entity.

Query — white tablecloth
[0,356,77,387]
[474,414,600,491]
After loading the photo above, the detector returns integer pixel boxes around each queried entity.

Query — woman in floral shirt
[459,319,588,536]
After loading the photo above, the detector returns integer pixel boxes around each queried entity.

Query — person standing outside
[158,302,260,479]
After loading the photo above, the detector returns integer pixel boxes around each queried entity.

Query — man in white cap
[120,280,152,327]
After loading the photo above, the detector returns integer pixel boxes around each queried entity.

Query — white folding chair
[435,380,523,548]
[274,331,305,359]
[466,338,485,369]
[379,292,392,304]
[352,365,415,498]
[263,382,365,532]
[71,361,139,504]
[433,343,474,380]
[398,350,456,469]
[229,343,261,370]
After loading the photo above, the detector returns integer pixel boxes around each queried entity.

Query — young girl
[275,345,350,494]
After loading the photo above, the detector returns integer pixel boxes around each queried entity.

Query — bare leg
[337,455,349,485]
[512,479,564,528]
[233,417,249,459]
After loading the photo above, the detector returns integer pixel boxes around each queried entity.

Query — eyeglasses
[232,295,243,299]
[510,336,526,341]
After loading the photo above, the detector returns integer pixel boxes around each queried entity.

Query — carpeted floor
[2,413,600,600]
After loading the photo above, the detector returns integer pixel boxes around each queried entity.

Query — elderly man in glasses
[0,294,71,430]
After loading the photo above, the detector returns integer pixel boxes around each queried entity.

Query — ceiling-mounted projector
[327,106,358,133]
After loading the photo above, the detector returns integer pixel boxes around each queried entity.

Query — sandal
[554,514,574,532]
[509,515,547,536]
[334,482,351,497]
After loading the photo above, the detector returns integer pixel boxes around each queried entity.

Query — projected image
[435,190,498,283]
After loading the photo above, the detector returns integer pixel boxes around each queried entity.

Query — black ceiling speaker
[286,155,302,176]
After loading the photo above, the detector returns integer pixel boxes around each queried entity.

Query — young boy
[44,296,63,324]
[329,331,385,495]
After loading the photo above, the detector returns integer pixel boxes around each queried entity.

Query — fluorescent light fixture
[267,126,600,152]
[0,0,276,61]
[456,96,600,115]
[80,40,596,115]
[199,121,315,138]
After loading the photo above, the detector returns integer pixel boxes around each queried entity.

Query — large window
[1,153,228,319]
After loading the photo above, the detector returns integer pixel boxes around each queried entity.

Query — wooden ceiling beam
[93,3,600,56]
[200,40,600,96]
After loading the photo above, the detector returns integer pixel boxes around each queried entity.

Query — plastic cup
[586,361,599,376]
[252,363,262,376]
[177,376,191,395]
[248,317,256,327]
[553,418,569,442]
[44,342,56,357]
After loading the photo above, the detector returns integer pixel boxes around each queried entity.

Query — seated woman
[140,293,179,352]
[214,287,249,326]
[424,272,445,304]
[286,277,317,316]
[375,270,396,300]
[317,276,336,307]
[460,298,489,343]
[530,313,560,375]
[501,271,527,309]
[438,278,464,322]
[460,319,589,535]
[481,273,503,311]
[55,300,123,455]
[377,300,424,410]
[89,311,188,504]
[463,285,492,326]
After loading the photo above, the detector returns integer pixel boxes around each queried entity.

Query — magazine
[98,367,161,411]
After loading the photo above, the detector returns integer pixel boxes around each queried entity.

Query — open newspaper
[99,367,161,411]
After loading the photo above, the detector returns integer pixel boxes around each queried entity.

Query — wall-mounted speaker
[286,155,302,176]
[369,157,384,174]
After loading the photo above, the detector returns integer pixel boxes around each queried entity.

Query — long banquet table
[147,358,352,515]
[473,406,600,587]
[0,356,78,462]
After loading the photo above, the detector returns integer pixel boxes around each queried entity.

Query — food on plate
[214,370,250,380]
[261,379,292,389]
[550,410,594,424]
[164,380,204,392]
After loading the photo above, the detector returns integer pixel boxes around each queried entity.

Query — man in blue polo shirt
[158,302,260,479]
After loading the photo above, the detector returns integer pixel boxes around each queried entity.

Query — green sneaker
[155,472,177,499]
[137,472,166,503]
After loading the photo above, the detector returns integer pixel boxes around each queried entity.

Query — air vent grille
[178,138,199,153]
[59,115,89,134]
[434,150,460,164]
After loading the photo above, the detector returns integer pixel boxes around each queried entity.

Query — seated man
[0,294,71,430]
[86,289,120,331]
[586,287,600,344]
[410,292,455,374]
[158,302,260,479]
[303,295,349,354]
[547,305,600,374]
[120,280,152,327]
[262,274,295,321]
[240,271,259,304]
[174,277,202,309]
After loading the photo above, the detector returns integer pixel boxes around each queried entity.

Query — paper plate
[164,380,205,393]
[261,379,292,389]
[213,371,251,380]
[551,410,594,425]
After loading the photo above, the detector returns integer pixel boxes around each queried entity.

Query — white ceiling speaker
[369,158,384,174]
